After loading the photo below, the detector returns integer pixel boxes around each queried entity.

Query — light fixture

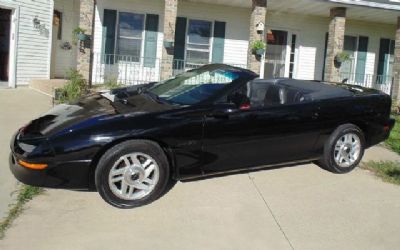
[33,16,41,29]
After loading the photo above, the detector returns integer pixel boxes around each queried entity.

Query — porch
[49,0,400,97]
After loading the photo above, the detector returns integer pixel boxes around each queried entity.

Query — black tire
[95,140,170,208]
[318,124,365,174]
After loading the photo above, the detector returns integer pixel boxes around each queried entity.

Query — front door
[0,8,11,85]
[264,30,288,79]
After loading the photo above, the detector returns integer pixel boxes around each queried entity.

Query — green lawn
[362,161,400,185]
[385,115,400,155]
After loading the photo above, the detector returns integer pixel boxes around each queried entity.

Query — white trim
[47,0,54,80]
[326,0,400,11]
[0,1,19,88]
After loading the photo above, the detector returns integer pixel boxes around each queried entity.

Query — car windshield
[147,67,242,105]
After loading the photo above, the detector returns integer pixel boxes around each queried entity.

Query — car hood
[20,88,173,138]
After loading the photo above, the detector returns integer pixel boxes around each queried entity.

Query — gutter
[324,0,400,11]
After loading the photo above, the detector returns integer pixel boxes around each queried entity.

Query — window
[117,12,145,61]
[53,10,62,40]
[148,67,240,105]
[186,19,212,65]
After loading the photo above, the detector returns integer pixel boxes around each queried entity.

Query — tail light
[239,104,251,110]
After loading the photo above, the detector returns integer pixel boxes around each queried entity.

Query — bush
[104,77,123,90]
[56,69,87,104]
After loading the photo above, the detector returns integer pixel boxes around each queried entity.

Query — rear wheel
[95,140,170,208]
[319,124,365,174]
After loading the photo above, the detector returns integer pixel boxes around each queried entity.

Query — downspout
[88,0,97,88]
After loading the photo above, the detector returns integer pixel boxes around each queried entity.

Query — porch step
[30,79,67,97]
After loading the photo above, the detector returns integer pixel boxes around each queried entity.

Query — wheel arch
[88,137,177,189]
[347,120,370,145]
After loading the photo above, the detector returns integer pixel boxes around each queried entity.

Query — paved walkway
[1,88,400,249]
[0,88,52,219]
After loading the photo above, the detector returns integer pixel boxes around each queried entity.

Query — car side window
[224,84,251,109]
[249,82,308,108]
[221,81,309,110]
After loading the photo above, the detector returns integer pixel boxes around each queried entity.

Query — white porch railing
[91,53,247,85]
[339,72,394,95]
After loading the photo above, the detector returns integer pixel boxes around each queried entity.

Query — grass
[362,161,400,185]
[385,115,400,154]
[0,185,44,240]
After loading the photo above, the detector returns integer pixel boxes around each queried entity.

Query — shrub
[56,69,87,103]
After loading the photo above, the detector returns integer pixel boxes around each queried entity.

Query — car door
[201,86,322,175]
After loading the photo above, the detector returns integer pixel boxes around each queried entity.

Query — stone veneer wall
[392,17,400,100]
[324,7,346,83]
[160,0,178,80]
[77,0,94,83]
[247,0,267,74]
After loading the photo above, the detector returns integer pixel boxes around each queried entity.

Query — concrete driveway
[0,88,52,218]
[1,89,400,250]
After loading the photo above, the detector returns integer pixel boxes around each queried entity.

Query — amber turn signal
[18,160,48,170]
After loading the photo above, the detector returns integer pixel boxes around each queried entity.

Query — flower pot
[255,49,265,56]
[77,33,89,41]
[335,55,345,63]
[164,40,174,49]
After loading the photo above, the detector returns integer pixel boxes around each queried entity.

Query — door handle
[207,111,230,119]
[207,108,238,119]
[312,112,319,120]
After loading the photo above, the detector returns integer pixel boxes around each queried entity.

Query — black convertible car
[10,64,394,208]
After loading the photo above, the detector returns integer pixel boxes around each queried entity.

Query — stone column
[160,0,178,80]
[324,7,346,83]
[77,0,95,84]
[392,17,400,100]
[247,0,267,74]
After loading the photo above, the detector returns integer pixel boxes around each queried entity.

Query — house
[1,0,400,99]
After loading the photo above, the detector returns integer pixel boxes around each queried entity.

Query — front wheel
[95,140,170,208]
[319,124,365,174]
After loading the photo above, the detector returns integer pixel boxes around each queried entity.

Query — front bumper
[9,153,93,189]
[9,132,93,190]
[9,153,47,187]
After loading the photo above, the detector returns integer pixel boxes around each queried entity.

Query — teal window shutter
[102,9,117,64]
[212,21,226,63]
[173,17,187,69]
[377,38,394,84]
[355,36,368,83]
[143,14,159,67]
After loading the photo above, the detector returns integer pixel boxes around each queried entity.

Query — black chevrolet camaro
[10,64,394,208]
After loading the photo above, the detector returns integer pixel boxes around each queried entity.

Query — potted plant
[334,51,350,68]
[251,40,266,56]
[163,40,174,49]
[72,27,88,44]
